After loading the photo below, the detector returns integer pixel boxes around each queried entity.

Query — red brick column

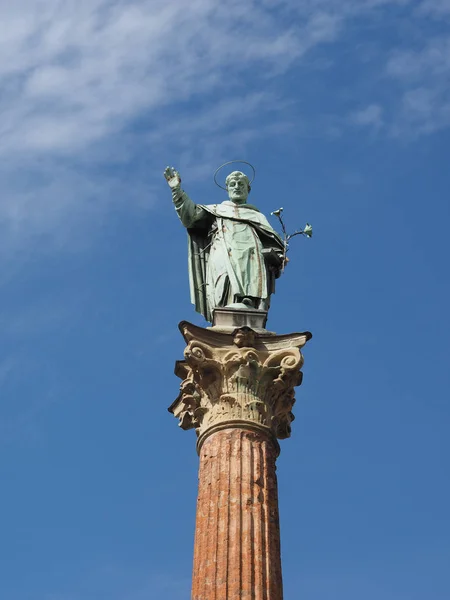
[192,427,283,600]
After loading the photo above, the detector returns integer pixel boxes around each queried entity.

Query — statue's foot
[227,296,261,310]
[242,297,255,308]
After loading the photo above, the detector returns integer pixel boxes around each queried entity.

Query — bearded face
[226,171,250,204]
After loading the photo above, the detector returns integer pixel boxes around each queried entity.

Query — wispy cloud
[350,104,384,128]
[0,0,338,160]
[386,37,450,81]
[417,0,450,16]
[386,36,450,135]
[0,0,341,250]
[0,0,448,250]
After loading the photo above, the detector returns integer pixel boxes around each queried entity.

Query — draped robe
[172,188,285,322]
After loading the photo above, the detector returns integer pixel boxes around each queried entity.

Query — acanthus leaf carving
[169,322,311,444]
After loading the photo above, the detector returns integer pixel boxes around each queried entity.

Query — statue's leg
[208,263,231,309]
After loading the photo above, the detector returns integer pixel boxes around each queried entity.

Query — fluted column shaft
[192,428,282,600]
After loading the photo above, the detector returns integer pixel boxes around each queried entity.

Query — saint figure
[164,166,285,323]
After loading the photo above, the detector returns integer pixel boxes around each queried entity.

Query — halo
[213,160,256,191]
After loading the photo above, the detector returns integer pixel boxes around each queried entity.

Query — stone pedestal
[212,306,268,332]
[169,321,311,600]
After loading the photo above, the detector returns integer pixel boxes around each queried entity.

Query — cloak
[186,202,284,322]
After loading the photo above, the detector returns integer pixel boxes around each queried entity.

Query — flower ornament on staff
[270,207,313,272]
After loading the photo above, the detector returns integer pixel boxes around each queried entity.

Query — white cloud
[386,37,450,135]
[418,0,450,16]
[0,0,340,159]
[0,0,344,251]
[386,38,450,80]
[351,104,384,128]
[0,0,447,250]
[0,0,424,162]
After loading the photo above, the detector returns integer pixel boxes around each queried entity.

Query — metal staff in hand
[271,207,312,272]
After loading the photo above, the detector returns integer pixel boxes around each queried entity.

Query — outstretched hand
[164,166,181,189]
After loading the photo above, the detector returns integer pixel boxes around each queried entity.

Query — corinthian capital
[169,322,312,450]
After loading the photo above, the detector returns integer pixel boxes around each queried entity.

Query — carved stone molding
[169,321,312,450]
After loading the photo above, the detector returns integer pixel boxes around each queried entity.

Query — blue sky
[0,1,449,598]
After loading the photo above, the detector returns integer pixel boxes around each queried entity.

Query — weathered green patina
[164,166,285,323]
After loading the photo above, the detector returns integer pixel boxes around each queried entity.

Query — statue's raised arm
[164,165,209,230]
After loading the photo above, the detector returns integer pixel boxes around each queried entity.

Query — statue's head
[225,171,251,204]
